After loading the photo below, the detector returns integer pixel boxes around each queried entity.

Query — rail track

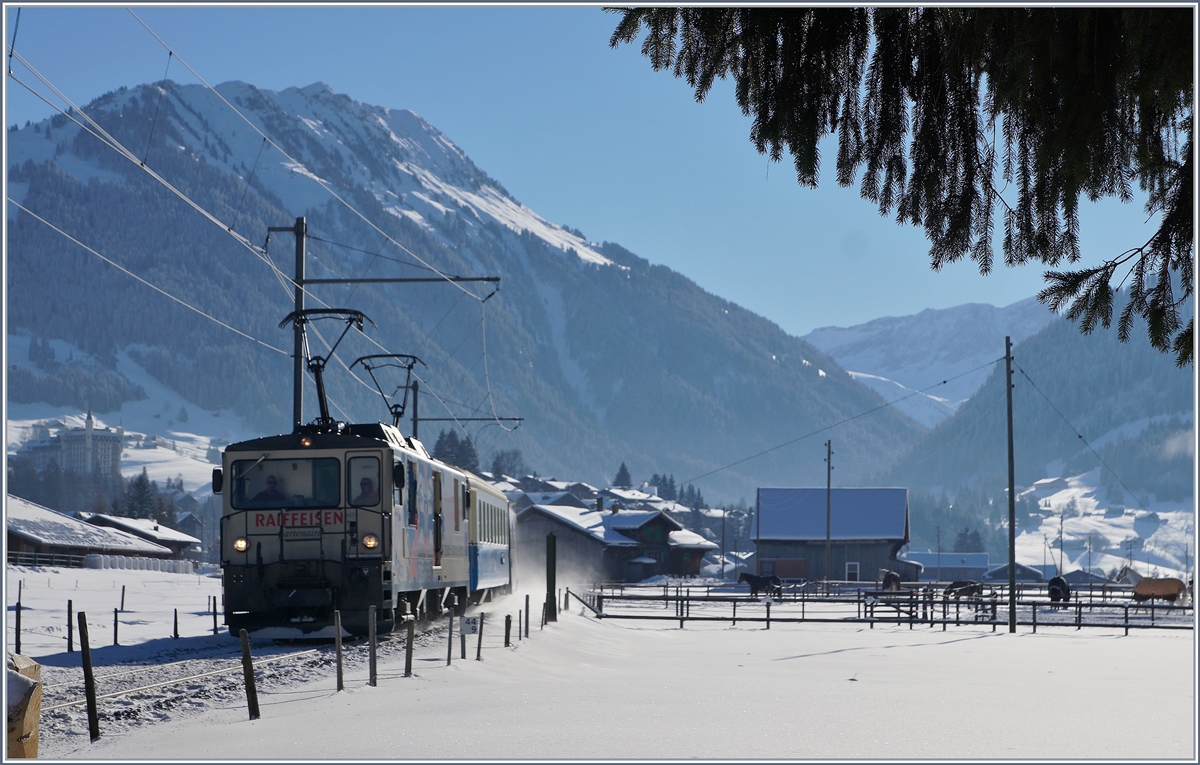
[38,621,449,737]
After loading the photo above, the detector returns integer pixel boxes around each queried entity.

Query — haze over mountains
[5,78,1193,541]
[7,80,922,501]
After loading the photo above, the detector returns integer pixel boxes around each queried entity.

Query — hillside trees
[614,462,632,488]
[610,8,1194,366]
[490,449,528,479]
[432,429,480,473]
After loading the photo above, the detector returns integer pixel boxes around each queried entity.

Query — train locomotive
[213,309,513,637]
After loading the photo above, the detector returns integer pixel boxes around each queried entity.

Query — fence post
[78,612,100,741]
[174,609,179,640]
[525,594,530,638]
[765,601,771,630]
[213,603,218,636]
[405,615,415,677]
[1032,602,1037,634]
[1124,604,1129,636]
[120,585,125,612]
[732,601,737,626]
[369,605,377,687]
[14,600,21,654]
[238,629,260,720]
[446,609,454,666]
[597,594,604,616]
[113,608,119,646]
[67,600,73,653]
[517,610,522,640]
[476,612,485,661]
[334,611,344,691]
[505,614,512,647]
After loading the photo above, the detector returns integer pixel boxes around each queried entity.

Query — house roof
[6,495,174,556]
[755,488,909,541]
[517,504,687,548]
[668,529,718,550]
[901,551,990,569]
[519,491,588,508]
[83,514,201,545]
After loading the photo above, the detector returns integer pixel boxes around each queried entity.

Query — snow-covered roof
[6,495,174,555]
[519,491,588,508]
[901,551,989,569]
[668,529,718,550]
[755,488,908,541]
[84,514,201,545]
[602,487,658,504]
[517,504,640,547]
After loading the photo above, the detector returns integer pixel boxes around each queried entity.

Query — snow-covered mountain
[803,298,1057,426]
[6,80,924,502]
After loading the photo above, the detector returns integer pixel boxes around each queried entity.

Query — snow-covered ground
[5,565,1195,760]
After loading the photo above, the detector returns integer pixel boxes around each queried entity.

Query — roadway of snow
[9,567,1195,760]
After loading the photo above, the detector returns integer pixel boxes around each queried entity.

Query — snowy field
[6,565,1196,761]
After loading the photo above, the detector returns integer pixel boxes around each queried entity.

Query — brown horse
[1131,577,1187,604]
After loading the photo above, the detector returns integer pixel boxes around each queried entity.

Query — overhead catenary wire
[124,7,485,304]
[8,199,289,356]
[8,19,510,435]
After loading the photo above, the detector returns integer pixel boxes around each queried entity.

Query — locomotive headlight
[362,534,379,549]
[300,436,313,448]
[234,537,249,552]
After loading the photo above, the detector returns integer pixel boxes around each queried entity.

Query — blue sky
[3,5,1154,337]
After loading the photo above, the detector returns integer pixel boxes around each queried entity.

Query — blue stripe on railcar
[470,541,510,591]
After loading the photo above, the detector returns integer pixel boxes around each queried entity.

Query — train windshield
[231,458,341,509]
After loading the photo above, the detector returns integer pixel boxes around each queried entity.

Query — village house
[7,495,174,565]
[79,513,201,559]
[514,501,717,583]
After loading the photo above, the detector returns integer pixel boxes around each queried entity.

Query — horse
[1131,577,1187,604]
[739,572,783,599]
[1047,575,1071,603]
[943,580,983,600]
[880,570,902,592]
[1116,565,1186,604]
[1114,565,1143,585]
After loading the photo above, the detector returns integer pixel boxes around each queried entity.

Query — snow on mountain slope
[168,81,610,265]
[5,333,257,495]
[804,297,1057,422]
[847,371,956,428]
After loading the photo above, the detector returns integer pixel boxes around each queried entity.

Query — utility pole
[1005,336,1017,633]
[824,440,833,582]
[936,526,942,582]
[268,217,307,430]
[720,508,727,580]
[269,216,501,435]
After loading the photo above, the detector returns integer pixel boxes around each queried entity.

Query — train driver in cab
[252,475,288,502]
[353,476,379,505]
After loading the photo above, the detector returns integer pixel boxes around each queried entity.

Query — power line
[1013,363,1150,514]
[679,356,1006,486]
[8,199,289,356]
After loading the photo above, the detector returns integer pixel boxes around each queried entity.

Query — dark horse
[1047,575,1072,603]
[880,570,902,592]
[943,580,983,599]
[739,572,783,598]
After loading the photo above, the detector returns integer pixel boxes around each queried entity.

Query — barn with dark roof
[753,487,919,582]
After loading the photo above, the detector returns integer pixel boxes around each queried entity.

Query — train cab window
[348,456,380,507]
[231,458,340,509]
